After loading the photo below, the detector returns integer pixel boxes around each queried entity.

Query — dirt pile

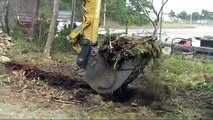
[99,36,161,69]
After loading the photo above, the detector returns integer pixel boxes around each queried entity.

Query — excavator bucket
[84,47,151,94]
[67,0,159,94]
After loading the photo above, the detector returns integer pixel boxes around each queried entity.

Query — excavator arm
[67,0,102,53]
[66,0,151,94]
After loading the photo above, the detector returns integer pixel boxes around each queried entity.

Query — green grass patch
[161,22,195,29]
[194,83,213,93]
[163,56,206,75]
[51,52,76,64]
[12,24,77,64]
[15,37,45,52]
[161,55,213,92]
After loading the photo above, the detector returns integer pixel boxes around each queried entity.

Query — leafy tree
[104,0,150,25]
[178,11,189,21]
[136,0,169,37]
[201,10,213,20]
[59,0,71,10]
[59,0,166,26]
[130,0,151,12]
[192,12,200,20]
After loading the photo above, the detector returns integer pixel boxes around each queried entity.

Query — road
[128,25,213,43]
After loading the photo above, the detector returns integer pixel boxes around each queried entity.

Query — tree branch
[156,0,169,22]
[151,0,158,16]
[137,0,169,37]
[137,0,156,28]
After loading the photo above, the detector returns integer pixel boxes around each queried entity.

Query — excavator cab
[67,0,151,94]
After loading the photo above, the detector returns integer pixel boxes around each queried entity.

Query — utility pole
[190,14,192,24]
[71,0,76,30]
[159,0,164,41]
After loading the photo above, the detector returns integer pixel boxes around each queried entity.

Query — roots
[99,36,162,69]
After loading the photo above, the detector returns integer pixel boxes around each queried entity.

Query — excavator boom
[68,0,102,53]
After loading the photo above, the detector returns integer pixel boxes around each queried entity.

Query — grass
[103,20,195,29]
[156,55,212,119]
[161,22,195,29]
[161,55,213,92]
[10,36,77,65]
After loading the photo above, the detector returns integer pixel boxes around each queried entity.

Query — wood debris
[99,36,162,68]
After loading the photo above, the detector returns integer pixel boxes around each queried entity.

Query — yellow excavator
[67,0,151,94]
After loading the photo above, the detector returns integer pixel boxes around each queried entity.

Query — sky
[154,0,213,14]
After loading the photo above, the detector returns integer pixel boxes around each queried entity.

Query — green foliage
[132,47,148,57]
[51,52,76,64]
[192,12,200,20]
[39,8,51,41]
[174,9,213,21]
[54,23,77,53]
[59,0,71,10]
[178,11,190,21]
[163,56,206,75]
[59,0,150,26]
[205,65,213,73]
[15,37,45,53]
[13,28,76,64]
[39,8,52,20]
[130,0,151,13]
[201,10,213,19]
[169,10,176,20]
[103,0,150,25]
[194,83,213,93]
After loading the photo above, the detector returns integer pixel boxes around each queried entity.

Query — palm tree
[169,10,176,21]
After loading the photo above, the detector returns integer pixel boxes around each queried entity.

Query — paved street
[128,25,213,43]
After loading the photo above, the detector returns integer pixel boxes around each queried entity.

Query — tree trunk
[43,0,59,58]
[0,0,10,35]
[33,0,40,40]
[4,0,10,35]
